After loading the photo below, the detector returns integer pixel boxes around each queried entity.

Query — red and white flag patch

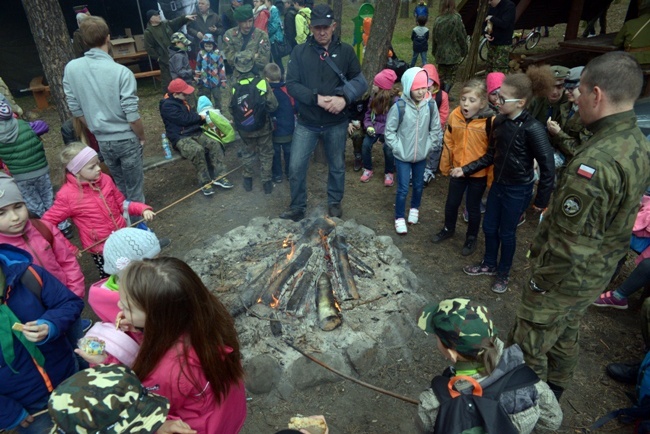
[577,164,596,179]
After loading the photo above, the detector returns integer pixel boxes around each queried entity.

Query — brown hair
[525,64,556,99]
[263,63,282,82]
[582,51,643,104]
[122,257,244,404]
[439,336,500,375]
[502,73,533,106]
[391,82,403,98]
[439,0,457,15]
[417,15,428,26]
[81,16,110,48]
[370,88,393,115]
[460,78,487,103]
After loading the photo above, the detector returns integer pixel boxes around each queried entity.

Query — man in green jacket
[509,51,650,400]
[614,2,650,65]
[222,5,270,80]
[144,9,196,92]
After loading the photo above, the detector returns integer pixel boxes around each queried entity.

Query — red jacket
[42,173,151,254]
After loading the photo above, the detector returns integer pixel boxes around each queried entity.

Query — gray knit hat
[0,101,13,120]
[0,172,25,209]
[103,228,161,275]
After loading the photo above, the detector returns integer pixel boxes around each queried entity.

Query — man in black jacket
[484,0,515,73]
[283,0,297,47]
[279,4,367,221]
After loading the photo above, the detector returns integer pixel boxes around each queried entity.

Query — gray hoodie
[384,67,443,163]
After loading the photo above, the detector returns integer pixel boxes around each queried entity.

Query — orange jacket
[439,106,494,182]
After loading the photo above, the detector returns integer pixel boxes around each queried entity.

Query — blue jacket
[0,244,83,430]
[270,81,296,142]
[159,95,204,148]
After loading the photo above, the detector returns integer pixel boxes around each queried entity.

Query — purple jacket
[363,96,398,135]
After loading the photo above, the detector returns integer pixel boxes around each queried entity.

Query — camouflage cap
[550,65,570,82]
[417,298,497,358]
[234,50,255,73]
[48,364,169,434]
[170,32,191,46]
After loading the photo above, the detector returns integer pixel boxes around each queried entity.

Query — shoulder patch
[577,164,596,180]
[562,195,582,216]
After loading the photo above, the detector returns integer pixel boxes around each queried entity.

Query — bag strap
[123,200,132,226]
[30,219,54,248]
[631,17,650,44]
[312,45,348,85]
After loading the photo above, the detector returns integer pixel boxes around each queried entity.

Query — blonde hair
[59,142,87,187]
[460,78,488,103]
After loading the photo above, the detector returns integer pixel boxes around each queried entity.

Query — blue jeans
[287,121,348,211]
[394,158,426,219]
[361,135,395,174]
[16,173,71,232]
[410,51,427,67]
[98,136,145,202]
[272,140,291,180]
[482,182,534,277]
[11,396,54,433]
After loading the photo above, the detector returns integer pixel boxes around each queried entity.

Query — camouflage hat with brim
[49,364,169,434]
[418,298,497,358]
[171,32,191,46]
[550,65,570,82]
[234,50,255,73]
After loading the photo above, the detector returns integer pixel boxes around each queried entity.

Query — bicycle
[478,28,541,62]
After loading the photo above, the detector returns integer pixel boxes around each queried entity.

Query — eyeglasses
[497,95,522,105]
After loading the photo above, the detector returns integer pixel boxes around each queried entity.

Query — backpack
[298,9,311,41]
[413,30,428,52]
[230,76,269,133]
[431,364,539,434]
[395,96,439,129]
[591,351,650,432]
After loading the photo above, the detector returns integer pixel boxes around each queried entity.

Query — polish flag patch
[577,164,596,179]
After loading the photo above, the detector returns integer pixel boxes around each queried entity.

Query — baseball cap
[168,78,195,94]
[146,9,160,21]
[311,4,334,27]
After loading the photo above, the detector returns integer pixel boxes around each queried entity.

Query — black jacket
[284,7,298,47]
[463,110,555,208]
[159,95,203,148]
[487,0,516,46]
[286,35,367,128]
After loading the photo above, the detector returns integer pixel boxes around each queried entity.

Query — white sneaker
[408,208,419,224]
[395,218,408,234]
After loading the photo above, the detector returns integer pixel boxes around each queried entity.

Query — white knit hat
[103,228,161,275]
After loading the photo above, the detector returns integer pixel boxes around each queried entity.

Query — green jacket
[222,27,270,78]
[295,7,311,45]
[229,72,278,138]
[528,94,566,126]
[431,12,468,65]
[530,110,650,296]
[144,15,189,65]
[550,102,591,160]
[614,12,650,65]
[0,120,48,178]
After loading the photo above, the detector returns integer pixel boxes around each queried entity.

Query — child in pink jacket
[42,143,156,279]
[422,63,449,185]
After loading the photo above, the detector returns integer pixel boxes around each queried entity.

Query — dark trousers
[361,134,395,173]
[618,258,650,298]
[272,140,291,179]
[444,176,487,238]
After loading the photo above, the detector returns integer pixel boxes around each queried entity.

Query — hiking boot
[407,208,419,224]
[213,177,234,189]
[606,362,640,385]
[518,213,526,227]
[395,218,407,234]
[61,226,74,239]
[280,208,305,222]
[353,154,363,172]
[158,237,171,249]
[592,290,628,309]
[463,262,497,276]
[491,275,509,294]
[384,173,394,187]
[202,184,215,196]
[423,168,435,186]
[328,203,342,218]
[263,181,273,194]
[461,236,477,256]
[243,177,253,192]
[360,169,373,183]
[547,381,564,400]
[432,227,454,243]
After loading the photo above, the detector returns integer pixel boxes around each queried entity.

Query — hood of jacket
[422,64,440,88]
[200,33,216,49]
[400,67,430,108]
[0,117,19,143]
[0,243,32,288]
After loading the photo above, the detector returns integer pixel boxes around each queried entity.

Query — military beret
[233,4,254,22]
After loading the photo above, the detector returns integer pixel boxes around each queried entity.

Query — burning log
[316,272,342,331]
[286,270,315,314]
[259,246,313,305]
[331,235,360,300]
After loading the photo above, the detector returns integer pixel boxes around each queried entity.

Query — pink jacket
[42,173,151,254]
[634,195,650,264]
[88,277,119,323]
[0,220,85,297]
[422,64,449,127]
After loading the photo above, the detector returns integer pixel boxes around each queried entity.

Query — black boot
[243,177,253,192]
[547,381,564,401]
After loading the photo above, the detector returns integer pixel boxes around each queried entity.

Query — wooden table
[558,32,619,54]
[113,51,150,65]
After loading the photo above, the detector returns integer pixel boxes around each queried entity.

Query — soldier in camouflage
[509,51,650,399]
[430,0,468,95]
[222,4,271,80]
[484,0,515,74]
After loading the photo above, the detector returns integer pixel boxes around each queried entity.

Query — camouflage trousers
[437,64,459,88]
[349,127,364,156]
[508,284,603,389]
[176,134,226,185]
[486,43,510,74]
[240,130,273,182]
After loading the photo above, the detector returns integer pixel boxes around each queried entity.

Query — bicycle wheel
[525,31,541,50]
[479,38,488,62]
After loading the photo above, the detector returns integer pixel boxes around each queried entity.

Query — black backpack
[230,76,269,133]
[431,364,539,434]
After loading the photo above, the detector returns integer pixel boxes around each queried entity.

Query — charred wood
[259,246,313,305]
[331,235,360,300]
[316,273,342,331]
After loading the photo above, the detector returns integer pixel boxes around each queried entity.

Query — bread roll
[288,416,327,434]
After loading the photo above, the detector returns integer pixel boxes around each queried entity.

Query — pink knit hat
[487,72,506,94]
[374,69,398,90]
[412,70,429,90]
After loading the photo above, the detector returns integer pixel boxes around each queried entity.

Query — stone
[245,354,283,394]
[356,224,376,237]
[376,313,415,349]
[346,337,379,375]
[289,352,352,390]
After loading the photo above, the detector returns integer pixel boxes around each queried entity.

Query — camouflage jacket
[528,93,566,126]
[222,27,270,78]
[431,13,468,65]
[550,102,591,160]
[614,12,650,65]
[530,110,650,296]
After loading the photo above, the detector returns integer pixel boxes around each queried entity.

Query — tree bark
[362,0,400,84]
[21,0,73,122]
[332,0,343,40]
[459,0,490,82]
[400,0,410,19]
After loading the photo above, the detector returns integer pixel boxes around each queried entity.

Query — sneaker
[272,176,283,183]
[462,208,469,223]
[432,227,454,243]
[243,177,253,192]
[423,168,435,186]
[481,199,487,214]
[263,181,273,194]
[202,184,215,196]
[81,318,93,333]
[517,213,526,227]
[61,226,74,239]
[463,262,497,276]
[280,208,305,222]
[491,275,509,294]
[158,237,172,249]
[461,236,477,256]
[592,290,628,309]
[213,177,234,189]
[353,154,363,172]
[360,169,373,183]
[395,218,407,234]
[384,173,394,187]
[407,208,419,224]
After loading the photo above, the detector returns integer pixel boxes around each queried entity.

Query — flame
[287,242,295,261]
[283,235,296,260]
[257,297,262,303]
[270,293,280,309]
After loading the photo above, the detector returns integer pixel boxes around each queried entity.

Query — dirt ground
[14,2,647,431]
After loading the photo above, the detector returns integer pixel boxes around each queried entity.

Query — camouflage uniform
[614,12,650,65]
[431,12,468,87]
[49,364,170,433]
[509,110,650,390]
[222,27,271,80]
[486,43,510,74]
[176,133,227,185]
[550,102,591,164]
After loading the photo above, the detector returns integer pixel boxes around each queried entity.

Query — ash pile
[185,216,427,396]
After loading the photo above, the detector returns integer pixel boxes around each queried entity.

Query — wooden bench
[28,76,50,110]
[134,70,161,79]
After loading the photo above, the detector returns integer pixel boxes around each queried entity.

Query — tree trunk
[400,0,409,19]
[21,0,73,122]
[362,0,400,84]
[459,0,490,82]
[332,0,343,40]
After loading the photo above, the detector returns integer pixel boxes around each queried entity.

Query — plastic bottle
[161,133,172,160]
